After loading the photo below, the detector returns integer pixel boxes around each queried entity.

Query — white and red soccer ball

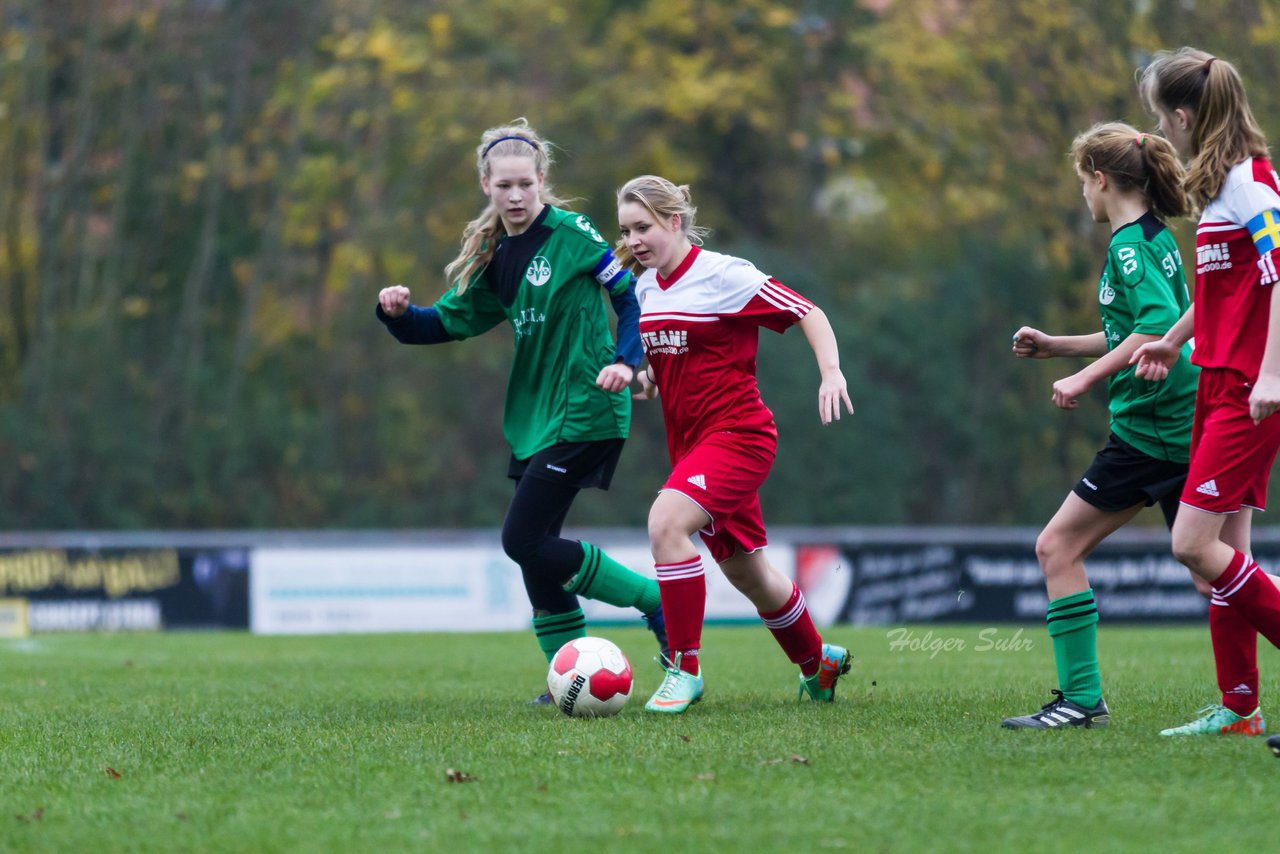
[547,636,633,717]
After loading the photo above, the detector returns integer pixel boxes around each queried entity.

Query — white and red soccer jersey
[1193,157,1280,379]
[636,245,813,462]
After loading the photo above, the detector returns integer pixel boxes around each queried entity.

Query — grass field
[1,624,1276,852]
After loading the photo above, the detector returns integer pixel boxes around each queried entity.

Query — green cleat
[799,643,852,702]
[1159,704,1266,737]
[644,653,704,714]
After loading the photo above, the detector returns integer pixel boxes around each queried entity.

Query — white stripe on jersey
[642,313,720,323]
[1198,222,1248,234]
[758,281,813,317]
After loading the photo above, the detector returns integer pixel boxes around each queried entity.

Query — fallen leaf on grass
[445,768,476,783]
[679,735,690,742]
[761,755,810,766]
[105,767,122,779]
[15,807,44,823]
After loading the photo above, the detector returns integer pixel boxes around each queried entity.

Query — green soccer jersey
[1098,213,1198,463]
[435,207,632,460]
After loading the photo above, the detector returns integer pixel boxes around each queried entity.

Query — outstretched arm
[375,285,452,345]
[1130,306,1193,381]
[1050,331,1159,410]
[799,306,854,425]
[1012,327,1107,359]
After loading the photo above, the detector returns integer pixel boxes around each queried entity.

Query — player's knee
[647,512,687,554]
[1170,529,1211,572]
[1034,528,1073,578]
[501,525,539,566]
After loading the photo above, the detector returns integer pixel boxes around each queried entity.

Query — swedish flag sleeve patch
[1247,209,1280,255]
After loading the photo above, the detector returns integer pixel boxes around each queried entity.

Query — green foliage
[2,1,1280,528]
[0,627,1276,850]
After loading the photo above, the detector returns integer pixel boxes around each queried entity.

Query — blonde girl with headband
[1005,122,1197,729]
[1132,48,1280,740]
[615,174,855,714]
[377,120,668,704]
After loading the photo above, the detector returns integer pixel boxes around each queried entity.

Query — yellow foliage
[122,297,150,319]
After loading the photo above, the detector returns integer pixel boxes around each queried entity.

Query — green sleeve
[433,274,507,340]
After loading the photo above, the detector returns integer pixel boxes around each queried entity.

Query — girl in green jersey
[1003,122,1198,729]
[377,119,666,703]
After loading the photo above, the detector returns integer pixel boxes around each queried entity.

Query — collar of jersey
[657,245,700,290]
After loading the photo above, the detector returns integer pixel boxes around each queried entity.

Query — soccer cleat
[529,691,554,706]
[799,643,853,701]
[1001,689,1111,729]
[1159,704,1266,736]
[643,606,671,662]
[1268,734,1280,757]
[644,652,704,714]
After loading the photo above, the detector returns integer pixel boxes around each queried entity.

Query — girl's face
[1076,164,1107,223]
[618,201,685,276]
[482,155,545,234]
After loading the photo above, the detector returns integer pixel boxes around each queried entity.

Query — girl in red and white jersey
[615,175,855,714]
[1133,48,1280,738]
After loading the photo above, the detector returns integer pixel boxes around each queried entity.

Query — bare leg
[1036,492,1144,600]
[718,548,793,612]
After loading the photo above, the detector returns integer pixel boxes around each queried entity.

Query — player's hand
[1130,339,1178,381]
[1249,373,1280,424]
[634,366,658,400]
[1051,373,1092,410]
[596,363,634,394]
[818,370,854,425]
[1012,326,1051,359]
[378,285,412,318]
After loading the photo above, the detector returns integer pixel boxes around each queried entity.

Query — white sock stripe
[655,559,704,581]
[1215,561,1260,599]
[760,592,807,629]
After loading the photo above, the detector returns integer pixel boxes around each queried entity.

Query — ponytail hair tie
[1135,133,1147,147]
[1203,56,1217,73]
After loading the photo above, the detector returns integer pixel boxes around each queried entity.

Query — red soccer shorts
[1182,367,1280,513]
[662,430,777,563]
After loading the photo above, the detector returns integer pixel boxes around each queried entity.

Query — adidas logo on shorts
[1196,479,1220,497]
[687,474,707,490]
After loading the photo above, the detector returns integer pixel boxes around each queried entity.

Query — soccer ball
[547,636,633,717]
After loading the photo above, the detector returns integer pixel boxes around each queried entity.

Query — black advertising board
[0,546,249,631]
[802,540,1268,624]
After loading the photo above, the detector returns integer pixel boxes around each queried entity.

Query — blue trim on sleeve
[593,249,629,292]
[609,279,643,367]
[376,302,453,345]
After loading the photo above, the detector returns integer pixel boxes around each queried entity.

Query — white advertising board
[250,541,794,635]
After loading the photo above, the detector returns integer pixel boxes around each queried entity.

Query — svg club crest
[526,256,552,287]
[1098,276,1115,306]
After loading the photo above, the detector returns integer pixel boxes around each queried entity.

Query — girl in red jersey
[615,174,855,714]
[1133,48,1280,737]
